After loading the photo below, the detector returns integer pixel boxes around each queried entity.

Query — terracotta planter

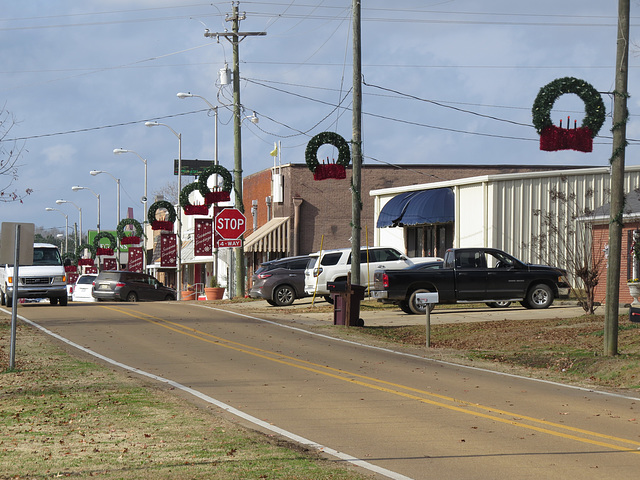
[205,287,225,300]
[181,290,196,301]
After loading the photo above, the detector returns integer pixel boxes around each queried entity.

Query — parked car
[92,271,176,302]
[71,274,97,303]
[249,255,310,306]
[304,246,441,302]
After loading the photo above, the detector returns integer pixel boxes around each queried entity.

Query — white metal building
[371,165,640,270]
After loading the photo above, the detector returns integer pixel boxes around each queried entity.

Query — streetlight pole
[113,148,148,271]
[45,208,68,253]
[90,170,120,226]
[177,92,219,282]
[145,121,182,300]
[71,186,100,232]
[55,200,82,246]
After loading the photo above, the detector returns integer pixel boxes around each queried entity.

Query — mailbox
[415,292,439,306]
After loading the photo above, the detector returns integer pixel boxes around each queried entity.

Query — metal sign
[173,159,214,176]
[0,222,35,265]
[215,208,246,240]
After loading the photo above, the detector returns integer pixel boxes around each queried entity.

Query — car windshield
[32,247,62,266]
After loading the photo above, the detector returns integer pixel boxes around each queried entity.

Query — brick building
[590,191,640,306]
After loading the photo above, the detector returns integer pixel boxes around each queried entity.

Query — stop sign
[215,208,246,240]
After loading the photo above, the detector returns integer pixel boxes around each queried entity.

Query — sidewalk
[219,298,587,327]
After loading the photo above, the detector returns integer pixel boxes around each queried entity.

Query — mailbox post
[416,292,439,348]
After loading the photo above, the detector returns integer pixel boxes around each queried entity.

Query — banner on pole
[195,218,213,256]
[128,247,143,272]
[160,234,177,267]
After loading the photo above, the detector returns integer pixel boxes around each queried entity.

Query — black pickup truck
[371,248,571,314]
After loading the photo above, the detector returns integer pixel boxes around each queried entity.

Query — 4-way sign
[215,208,246,247]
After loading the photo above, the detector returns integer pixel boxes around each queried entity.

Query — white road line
[11,310,414,480]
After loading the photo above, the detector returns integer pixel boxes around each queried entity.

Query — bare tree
[151,180,178,206]
[1,108,31,202]
[523,180,607,314]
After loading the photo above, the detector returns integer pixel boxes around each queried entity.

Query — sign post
[416,292,439,348]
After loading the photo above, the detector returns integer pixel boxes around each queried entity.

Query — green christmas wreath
[76,243,96,259]
[532,77,605,137]
[116,218,143,239]
[305,132,351,172]
[180,182,203,207]
[197,164,233,198]
[92,231,117,251]
[147,200,176,225]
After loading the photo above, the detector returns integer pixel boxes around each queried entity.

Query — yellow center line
[100,304,640,453]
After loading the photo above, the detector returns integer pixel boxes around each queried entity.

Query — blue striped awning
[376,188,454,228]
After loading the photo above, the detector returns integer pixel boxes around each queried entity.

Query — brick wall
[592,223,640,306]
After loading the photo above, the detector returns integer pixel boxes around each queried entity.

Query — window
[321,253,342,266]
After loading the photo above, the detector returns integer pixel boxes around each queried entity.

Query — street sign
[218,239,242,248]
[215,208,246,240]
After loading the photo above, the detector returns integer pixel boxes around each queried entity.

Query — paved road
[11,301,640,480]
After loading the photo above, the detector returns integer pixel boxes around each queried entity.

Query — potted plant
[181,284,196,301]
[205,276,225,300]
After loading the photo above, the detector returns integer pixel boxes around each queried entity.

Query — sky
[0,0,638,237]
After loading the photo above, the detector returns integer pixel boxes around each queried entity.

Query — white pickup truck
[0,243,68,307]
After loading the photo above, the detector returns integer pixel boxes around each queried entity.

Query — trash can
[328,282,365,327]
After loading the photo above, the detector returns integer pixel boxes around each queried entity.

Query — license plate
[98,283,110,290]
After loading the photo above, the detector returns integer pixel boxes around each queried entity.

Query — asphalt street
[8,300,640,480]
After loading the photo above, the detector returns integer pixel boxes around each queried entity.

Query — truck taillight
[383,273,389,288]
[116,282,126,288]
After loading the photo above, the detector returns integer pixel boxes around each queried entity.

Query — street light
[177,92,220,284]
[145,121,183,300]
[55,200,82,245]
[90,170,120,227]
[45,207,68,253]
[71,186,100,232]
[113,148,147,271]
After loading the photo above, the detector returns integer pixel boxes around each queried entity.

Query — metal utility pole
[351,0,363,285]
[604,0,630,357]
[204,2,265,298]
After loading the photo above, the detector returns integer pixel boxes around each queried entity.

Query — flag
[270,143,278,157]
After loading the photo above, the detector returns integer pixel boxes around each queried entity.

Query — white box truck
[0,243,68,307]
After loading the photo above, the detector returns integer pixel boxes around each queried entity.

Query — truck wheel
[59,296,68,306]
[50,297,59,305]
[273,285,295,306]
[126,292,138,302]
[486,301,511,308]
[1,289,5,306]
[522,284,553,309]
[6,295,12,308]
[324,295,334,305]
[409,289,436,315]
[399,301,413,314]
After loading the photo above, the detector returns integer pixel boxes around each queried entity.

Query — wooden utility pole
[204,2,265,298]
[604,0,630,356]
[351,0,363,285]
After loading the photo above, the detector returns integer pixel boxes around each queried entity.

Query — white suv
[304,246,440,301]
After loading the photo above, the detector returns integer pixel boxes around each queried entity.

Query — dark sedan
[92,271,176,302]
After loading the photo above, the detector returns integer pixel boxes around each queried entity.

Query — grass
[0,316,371,480]
[351,314,640,391]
